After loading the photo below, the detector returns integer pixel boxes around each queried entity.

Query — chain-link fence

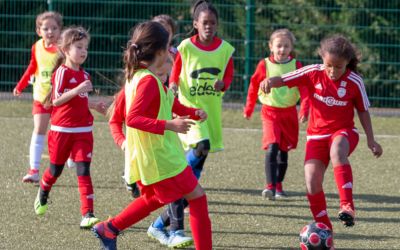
[1,0,399,109]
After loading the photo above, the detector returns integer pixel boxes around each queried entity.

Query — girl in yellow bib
[13,11,63,183]
[169,0,235,179]
[92,21,212,250]
[243,29,309,200]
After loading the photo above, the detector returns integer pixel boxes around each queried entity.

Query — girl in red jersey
[34,26,106,229]
[243,29,309,200]
[92,21,212,250]
[13,11,62,183]
[263,34,383,243]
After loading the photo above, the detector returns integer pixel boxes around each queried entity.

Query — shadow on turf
[205,187,400,205]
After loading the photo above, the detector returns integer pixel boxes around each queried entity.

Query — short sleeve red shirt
[51,65,93,128]
[282,64,370,136]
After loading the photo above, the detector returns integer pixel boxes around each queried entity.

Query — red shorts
[137,166,198,204]
[305,128,359,166]
[48,131,93,165]
[261,105,299,151]
[32,100,52,115]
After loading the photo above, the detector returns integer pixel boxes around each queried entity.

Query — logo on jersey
[189,67,222,97]
[315,83,323,90]
[70,77,77,84]
[337,87,346,98]
[313,93,348,107]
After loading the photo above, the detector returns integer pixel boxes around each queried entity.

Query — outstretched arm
[357,110,383,158]
[260,76,285,94]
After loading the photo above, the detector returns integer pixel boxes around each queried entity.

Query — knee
[50,164,64,177]
[194,140,210,157]
[278,150,288,164]
[330,148,348,165]
[76,162,91,176]
[266,143,279,161]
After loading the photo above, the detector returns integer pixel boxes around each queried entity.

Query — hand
[169,82,178,96]
[121,140,126,151]
[13,87,21,97]
[76,80,93,95]
[94,101,107,115]
[243,113,251,120]
[260,78,271,94]
[165,116,195,134]
[368,140,383,158]
[195,109,207,122]
[214,80,224,92]
[299,115,308,123]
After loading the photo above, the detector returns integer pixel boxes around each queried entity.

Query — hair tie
[131,43,139,50]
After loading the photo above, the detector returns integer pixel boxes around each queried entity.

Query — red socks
[333,164,354,209]
[40,167,58,191]
[77,176,94,215]
[307,191,333,230]
[111,195,163,231]
[188,195,212,250]
[276,182,283,193]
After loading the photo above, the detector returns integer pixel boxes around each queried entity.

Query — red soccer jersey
[282,64,369,137]
[51,65,94,129]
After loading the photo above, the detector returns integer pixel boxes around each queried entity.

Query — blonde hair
[36,11,63,30]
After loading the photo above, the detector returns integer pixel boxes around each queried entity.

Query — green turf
[1,100,399,249]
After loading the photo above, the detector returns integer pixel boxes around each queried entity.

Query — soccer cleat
[22,169,39,183]
[92,220,118,250]
[80,212,100,229]
[34,188,48,215]
[147,223,170,246]
[167,230,193,249]
[338,203,355,227]
[275,190,288,198]
[262,188,275,201]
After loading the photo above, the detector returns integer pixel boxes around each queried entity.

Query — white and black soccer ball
[299,222,333,250]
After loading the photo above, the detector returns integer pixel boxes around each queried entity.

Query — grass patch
[0,100,399,249]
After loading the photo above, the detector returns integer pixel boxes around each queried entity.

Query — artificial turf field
[1,100,399,249]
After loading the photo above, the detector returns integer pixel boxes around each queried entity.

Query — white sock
[29,133,45,171]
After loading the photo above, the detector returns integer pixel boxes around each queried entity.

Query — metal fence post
[48,0,53,11]
[244,0,255,100]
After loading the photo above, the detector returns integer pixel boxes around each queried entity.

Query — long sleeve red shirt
[109,88,126,148]
[125,75,201,135]
[169,35,234,91]
[243,56,309,118]
[16,41,58,92]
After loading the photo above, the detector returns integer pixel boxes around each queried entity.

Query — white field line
[1,116,399,139]
[224,127,400,139]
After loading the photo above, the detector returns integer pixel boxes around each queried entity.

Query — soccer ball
[299,222,333,250]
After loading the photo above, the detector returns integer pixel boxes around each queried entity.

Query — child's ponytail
[124,41,141,80]
[123,21,169,81]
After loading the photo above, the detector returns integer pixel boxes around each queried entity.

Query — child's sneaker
[275,190,288,198]
[261,188,275,201]
[22,169,39,183]
[92,220,118,250]
[147,223,169,245]
[338,203,355,227]
[167,230,193,248]
[34,188,48,215]
[80,212,100,229]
